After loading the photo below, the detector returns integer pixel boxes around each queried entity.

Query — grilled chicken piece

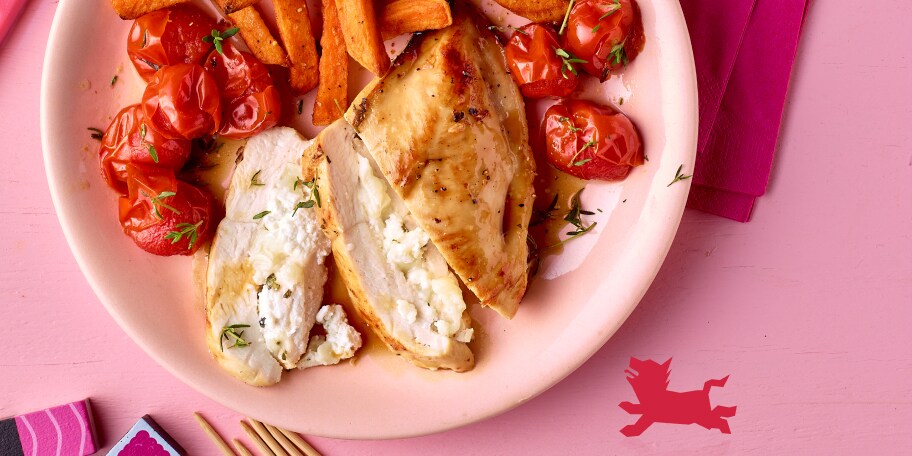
[344,4,536,319]
[206,127,359,386]
[305,120,475,371]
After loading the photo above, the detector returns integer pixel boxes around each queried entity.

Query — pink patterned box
[107,415,185,456]
[0,399,98,456]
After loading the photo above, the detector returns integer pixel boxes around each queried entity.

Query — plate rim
[40,0,697,440]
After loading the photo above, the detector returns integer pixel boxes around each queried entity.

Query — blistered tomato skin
[142,63,222,140]
[564,0,645,80]
[204,44,282,139]
[504,24,579,99]
[99,104,191,194]
[118,165,213,256]
[542,100,644,180]
[127,4,217,81]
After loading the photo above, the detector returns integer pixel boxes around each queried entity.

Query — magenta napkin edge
[0,0,28,48]
[693,0,758,155]
[692,0,810,196]
[686,185,756,222]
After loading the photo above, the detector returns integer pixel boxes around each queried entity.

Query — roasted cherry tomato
[127,4,218,81]
[118,165,214,256]
[99,104,191,194]
[142,63,222,140]
[504,24,580,99]
[541,99,644,180]
[563,0,645,81]
[204,44,282,139]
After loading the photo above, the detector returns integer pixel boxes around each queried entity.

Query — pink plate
[40,0,696,439]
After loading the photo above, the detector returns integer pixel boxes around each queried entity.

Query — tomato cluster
[502,0,645,181]
[99,4,282,256]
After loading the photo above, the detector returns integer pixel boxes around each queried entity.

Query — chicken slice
[305,120,474,371]
[206,127,359,386]
[344,4,536,318]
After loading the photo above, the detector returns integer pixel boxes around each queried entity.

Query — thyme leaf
[530,194,559,227]
[220,324,251,351]
[142,190,180,219]
[203,27,240,55]
[559,0,577,35]
[667,165,692,187]
[555,47,587,79]
[164,220,203,249]
[147,144,159,163]
[592,0,622,32]
[608,40,629,66]
[558,116,582,133]
[569,138,597,166]
[250,170,265,186]
[545,188,597,250]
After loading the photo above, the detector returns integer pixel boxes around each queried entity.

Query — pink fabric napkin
[681,0,811,222]
[0,0,27,47]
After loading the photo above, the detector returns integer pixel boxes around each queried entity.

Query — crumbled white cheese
[383,212,431,268]
[246,161,329,368]
[357,156,391,223]
[455,328,474,343]
[396,299,419,323]
[355,155,472,344]
[300,305,362,368]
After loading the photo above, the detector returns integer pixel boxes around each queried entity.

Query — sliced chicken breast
[206,127,360,386]
[305,120,474,371]
[344,4,536,319]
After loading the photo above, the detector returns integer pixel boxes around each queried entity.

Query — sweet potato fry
[379,0,453,40]
[111,0,189,20]
[335,0,390,76]
[313,0,349,126]
[211,0,260,14]
[227,7,289,67]
[273,0,320,94]
[492,0,571,23]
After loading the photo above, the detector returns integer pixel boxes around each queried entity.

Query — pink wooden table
[2,1,911,454]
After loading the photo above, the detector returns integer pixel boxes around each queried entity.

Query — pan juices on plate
[307,4,535,371]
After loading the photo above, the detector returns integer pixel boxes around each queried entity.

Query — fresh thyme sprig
[253,210,270,220]
[202,27,240,55]
[592,0,622,33]
[164,220,203,250]
[554,48,588,79]
[142,190,180,219]
[570,138,598,166]
[559,0,577,35]
[220,324,251,351]
[558,116,582,133]
[292,177,321,216]
[138,123,159,163]
[608,40,629,66]
[546,189,597,250]
[668,165,692,187]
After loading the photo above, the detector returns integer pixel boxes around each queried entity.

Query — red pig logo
[619,358,736,436]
